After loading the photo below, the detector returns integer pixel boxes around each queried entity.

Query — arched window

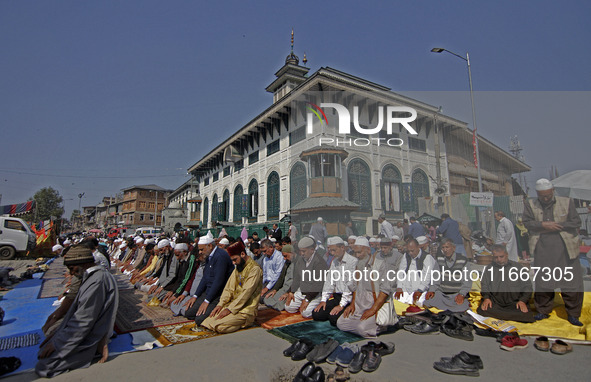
[267,171,280,220]
[222,189,230,222]
[212,193,219,223]
[248,179,258,222]
[381,164,402,212]
[202,197,209,227]
[412,169,430,212]
[290,162,307,208]
[233,185,243,222]
[348,158,372,212]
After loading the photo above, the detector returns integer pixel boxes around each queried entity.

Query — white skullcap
[175,243,189,251]
[327,236,344,246]
[317,217,323,222]
[392,235,400,241]
[298,236,316,249]
[219,238,230,245]
[198,231,215,245]
[52,244,63,252]
[269,238,277,243]
[134,237,144,243]
[157,239,170,249]
[348,235,357,241]
[145,238,155,245]
[535,178,554,191]
[369,237,378,243]
[354,237,370,248]
[119,243,127,250]
[63,239,71,245]
[417,236,429,245]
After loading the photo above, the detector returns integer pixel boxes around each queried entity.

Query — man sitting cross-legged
[477,244,535,323]
[201,241,263,333]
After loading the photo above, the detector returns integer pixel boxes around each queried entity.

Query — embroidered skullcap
[535,178,554,191]
[175,243,189,251]
[416,236,429,245]
[327,236,345,246]
[392,235,400,241]
[226,240,245,257]
[380,237,392,244]
[298,236,316,249]
[354,237,370,248]
[348,235,357,241]
[157,239,170,249]
[219,238,230,245]
[64,245,95,266]
[369,237,378,243]
[282,244,293,253]
[52,244,63,252]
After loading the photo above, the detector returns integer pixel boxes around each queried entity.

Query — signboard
[469,192,494,207]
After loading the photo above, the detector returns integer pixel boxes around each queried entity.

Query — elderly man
[523,178,584,326]
[182,233,234,325]
[494,211,518,262]
[393,221,404,240]
[313,237,358,326]
[160,243,198,307]
[408,217,425,238]
[170,246,208,316]
[377,237,403,272]
[36,246,118,377]
[52,244,64,256]
[217,238,230,250]
[477,244,535,323]
[288,221,298,243]
[260,239,285,297]
[394,239,438,306]
[263,245,297,311]
[424,238,471,312]
[437,214,466,256]
[309,217,328,246]
[284,237,328,317]
[378,214,395,240]
[337,237,394,338]
[201,241,263,333]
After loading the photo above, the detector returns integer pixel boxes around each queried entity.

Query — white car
[0,216,37,260]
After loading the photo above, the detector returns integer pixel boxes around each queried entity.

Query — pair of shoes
[440,316,473,341]
[284,339,315,361]
[293,362,325,382]
[534,336,550,351]
[348,343,382,373]
[405,320,440,335]
[550,340,573,355]
[333,366,349,381]
[433,351,482,377]
[307,339,340,363]
[567,315,583,326]
[335,343,358,367]
[500,334,528,351]
[534,313,550,321]
[361,341,395,356]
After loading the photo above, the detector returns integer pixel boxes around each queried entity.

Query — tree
[32,187,64,221]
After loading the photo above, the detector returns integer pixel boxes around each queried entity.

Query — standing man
[436,214,466,256]
[378,214,395,240]
[408,217,425,239]
[393,221,404,241]
[288,221,298,243]
[36,246,118,377]
[494,211,519,262]
[271,223,283,241]
[309,217,328,247]
[523,178,583,326]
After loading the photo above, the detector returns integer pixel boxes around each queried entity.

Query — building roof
[290,196,359,212]
[121,184,172,193]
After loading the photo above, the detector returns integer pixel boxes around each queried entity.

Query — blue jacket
[436,218,463,244]
[408,222,425,238]
[193,247,234,303]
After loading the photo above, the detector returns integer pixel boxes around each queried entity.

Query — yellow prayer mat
[393,291,591,343]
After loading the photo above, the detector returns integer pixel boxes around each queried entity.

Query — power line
[0,169,189,179]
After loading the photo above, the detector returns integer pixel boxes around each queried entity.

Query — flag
[472,129,478,168]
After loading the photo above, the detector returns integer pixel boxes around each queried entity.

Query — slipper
[550,340,573,355]
[534,336,549,352]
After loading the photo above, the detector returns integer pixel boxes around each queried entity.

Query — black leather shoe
[440,351,483,369]
[440,317,473,341]
[347,350,367,374]
[284,340,301,357]
[308,339,339,363]
[374,342,395,356]
[293,361,316,381]
[409,321,440,335]
[309,366,326,382]
[433,356,480,377]
[292,340,315,361]
[362,347,382,373]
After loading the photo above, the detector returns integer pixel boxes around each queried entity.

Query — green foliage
[32,187,64,221]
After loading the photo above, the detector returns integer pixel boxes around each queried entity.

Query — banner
[469,192,494,207]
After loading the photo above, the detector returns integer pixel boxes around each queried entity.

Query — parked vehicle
[107,227,128,238]
[0,216,37,260]
[134,227,162,237]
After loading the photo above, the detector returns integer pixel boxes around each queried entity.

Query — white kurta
[496,217,518,262]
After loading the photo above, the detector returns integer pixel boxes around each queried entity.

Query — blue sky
[0,0,589,216]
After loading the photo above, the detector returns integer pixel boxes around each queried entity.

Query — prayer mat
[114,274,136,291]
[268,320,364,345]
[41,258,67,279]
[114,289,191,334]
[0,332,41,351]
[257,310,311,330]
[37,278,66,299]
[147,322,222,346]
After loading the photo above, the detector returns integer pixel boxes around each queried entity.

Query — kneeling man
[201,241,263,333]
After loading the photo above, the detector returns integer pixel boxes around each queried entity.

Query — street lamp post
[431,48,483,193]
